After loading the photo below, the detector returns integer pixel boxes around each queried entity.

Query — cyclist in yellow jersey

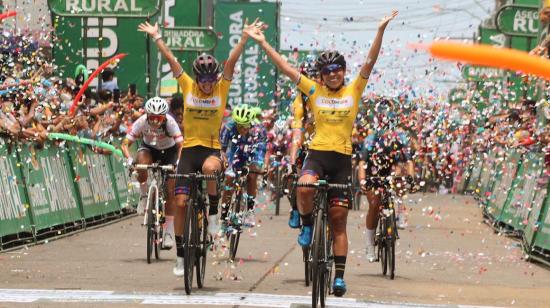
[138,19,262,278]
[245,10,398,297]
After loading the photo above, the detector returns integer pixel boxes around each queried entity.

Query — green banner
[531,183,550,252]
[496,4,540,38]
[479,26,507,46]
[53,14,153,97]
[68,147,120,218]
[462,66,502,82]
[478,150,498,199]
[48,0,161,17]
[20,145,82,231]
[163,27,217,51]
[109,151,140,209]
[497,152,544,231]
[0,141,32,237]
[485,151,522,219]
[523,180,549,249]
[214,1,279,109]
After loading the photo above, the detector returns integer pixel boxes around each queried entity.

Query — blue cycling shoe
[332,278,347,297]
[297,225,312,247]
[288,210,301,229]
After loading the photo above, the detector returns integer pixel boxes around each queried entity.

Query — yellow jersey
[177,72,231,149]
[290,94,315,140]
[296,75,368,155]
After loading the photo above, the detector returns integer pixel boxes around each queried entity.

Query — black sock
[334,255,346,279]
[208,194,219,216]
[176,235,184,258]
[300,213,313,226]
[246,195,255,211]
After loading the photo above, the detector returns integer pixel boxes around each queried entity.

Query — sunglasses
[147,114,165,124]
[321,64,344,75]
[197,74,218,83]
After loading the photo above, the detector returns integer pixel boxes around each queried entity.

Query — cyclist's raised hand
[244,19,267,43]
[138,21,159,38]
[379,10,398,30]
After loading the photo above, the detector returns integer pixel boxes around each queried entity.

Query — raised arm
[360,10,398,79]
[138,22,183,77]
[223,19,256,80]
[245,21,301,83]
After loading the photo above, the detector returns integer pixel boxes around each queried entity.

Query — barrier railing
[0,138,139,250]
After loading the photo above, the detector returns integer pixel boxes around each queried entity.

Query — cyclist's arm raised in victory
[223,19,261,80]
[360,10,398,80]
[245,22,300,83]
[138,21,183,78]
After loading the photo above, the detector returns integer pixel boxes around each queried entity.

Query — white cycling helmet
[145,96,169,115]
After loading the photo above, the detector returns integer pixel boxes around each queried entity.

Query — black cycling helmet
[316,51,346,71]
[192,53,220,76]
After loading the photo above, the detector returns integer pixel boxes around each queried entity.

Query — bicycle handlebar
[167,173,220,181]
[134,164,175,172]
[295,181,350,190]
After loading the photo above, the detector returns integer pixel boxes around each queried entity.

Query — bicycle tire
[197,200,209,288]
[274,166,282,216]
[353,190,362,211]
[388,209,396,280]
[229,190,243,261]
[379,218,388,276]
[312,210,325,308]
[183,199,196,295]
[146,190,156,264]
[154,197,161,260]
[303,246,311,287]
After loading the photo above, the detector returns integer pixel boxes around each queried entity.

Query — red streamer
[0,11,16,21]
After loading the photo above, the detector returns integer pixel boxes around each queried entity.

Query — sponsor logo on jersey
[186,93,222,108]
[314,95,354,108]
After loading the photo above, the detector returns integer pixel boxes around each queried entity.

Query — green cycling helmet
[232,104,255,126]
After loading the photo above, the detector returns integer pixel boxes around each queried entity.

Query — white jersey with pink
[127,114,183,150]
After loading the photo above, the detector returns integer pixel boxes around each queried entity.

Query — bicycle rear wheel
[229,190,243,261]
[312,210,326,308]
[183,199,197,295]
[197,202,209,288]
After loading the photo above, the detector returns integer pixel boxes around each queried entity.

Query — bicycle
[168,172,220,295]
[364,176,409,280]
[134,163,174,264]
[296,179,350,308]
[225,167,265,261]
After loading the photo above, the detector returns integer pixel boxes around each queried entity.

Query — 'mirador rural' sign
[163,27,217,51]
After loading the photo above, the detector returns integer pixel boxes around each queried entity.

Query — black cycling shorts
[301,149,351,207]
[175,146,221,195]
[138,144,178,166]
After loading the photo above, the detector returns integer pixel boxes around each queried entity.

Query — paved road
[1,193,549,308]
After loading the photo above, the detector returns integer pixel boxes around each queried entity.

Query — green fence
[0,139,139,249]
[459,146,550,265]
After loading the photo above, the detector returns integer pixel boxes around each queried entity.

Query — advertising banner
[68,147,120,218]
[214,1,279,109]
[0,141,32,237]
[19,145,81,231]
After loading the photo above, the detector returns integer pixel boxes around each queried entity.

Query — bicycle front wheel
[312,211,326,308]
[197,204,209,288]
[146,190,156,264]
[229,190,243,261]
[183,199,197,295]
[387,211,396,280]
[303,246,311,287]
[378,218,388,276]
